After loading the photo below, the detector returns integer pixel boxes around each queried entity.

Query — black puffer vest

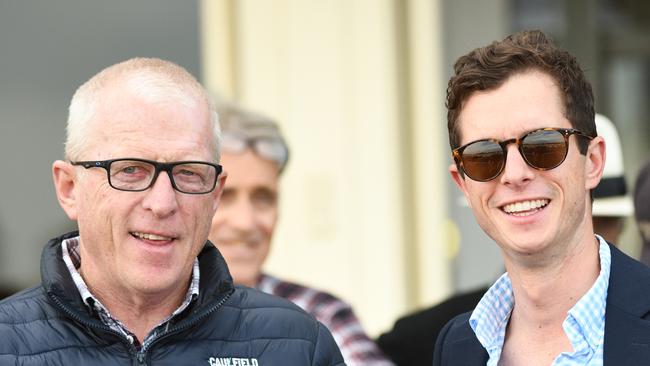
[0,231,344,366]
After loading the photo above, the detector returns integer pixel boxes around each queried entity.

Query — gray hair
[65,57,220,161]
[217,101,289,172]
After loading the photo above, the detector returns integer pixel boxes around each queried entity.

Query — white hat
[592,114,634,217]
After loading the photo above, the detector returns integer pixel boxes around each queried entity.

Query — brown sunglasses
[453,127,593,182]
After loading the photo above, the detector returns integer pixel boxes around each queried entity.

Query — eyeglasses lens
[171,163,218,193]
[110,160,155,191]
[462,140,505,181]
[521,129,567,170]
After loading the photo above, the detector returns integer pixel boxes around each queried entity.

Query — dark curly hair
[446,30,596,153]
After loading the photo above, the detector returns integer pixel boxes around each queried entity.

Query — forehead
[221,150,279,189]
[457,71,570,144]
[85,86,215,162]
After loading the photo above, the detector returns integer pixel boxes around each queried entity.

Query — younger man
[435,30,650,365]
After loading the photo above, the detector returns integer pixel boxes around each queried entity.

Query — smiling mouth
[131,231,175,242]
[501,199,549,217]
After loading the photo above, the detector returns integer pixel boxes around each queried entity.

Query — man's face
[209,149,279,287]
[449,71,604,265]
[55,84,225,297]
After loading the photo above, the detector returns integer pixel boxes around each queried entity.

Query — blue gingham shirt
[61,236,200,351]
[470,235,610,366]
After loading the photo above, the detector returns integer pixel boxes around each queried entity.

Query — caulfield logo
[208,357,259,366]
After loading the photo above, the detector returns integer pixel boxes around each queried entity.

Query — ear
[449,163,472,208]
[584,135,606,190]
[211,171,228,212]
[52,160,79,220]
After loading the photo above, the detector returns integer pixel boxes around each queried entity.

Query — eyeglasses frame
[452,127,594,182]
[70,158,223,194]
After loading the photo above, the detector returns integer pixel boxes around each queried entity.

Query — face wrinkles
[89,103,214,164]
[209,149,279,287]
[450,70,593,266]
[73,83,222,300]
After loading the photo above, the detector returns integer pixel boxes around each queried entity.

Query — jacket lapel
[604,244,650,365]
[604,304,650,364]
[452,337,489,365]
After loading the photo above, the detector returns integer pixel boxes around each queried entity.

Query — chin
[130,268,184,292]
[498,233,550,254]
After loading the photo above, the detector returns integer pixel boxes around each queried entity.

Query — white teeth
[502,199,549,215]
[132,232,173,241]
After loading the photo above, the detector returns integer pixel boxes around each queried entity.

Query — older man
[209,102,393,366]
[434,30,650,365]
[0,58,344,365]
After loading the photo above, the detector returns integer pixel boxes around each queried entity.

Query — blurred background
[1,0,649,336]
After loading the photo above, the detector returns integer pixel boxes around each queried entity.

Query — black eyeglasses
[452,127,593,182]
[71,158,222,194]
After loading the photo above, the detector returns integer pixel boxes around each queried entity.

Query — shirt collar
[563,235,610,352]
[61,236,200,341]
[469,271,513,355]
[469,236,611,361]
[62,236,200,306]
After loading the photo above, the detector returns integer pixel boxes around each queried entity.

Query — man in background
[209,102,394,366]
[591,114,634,242]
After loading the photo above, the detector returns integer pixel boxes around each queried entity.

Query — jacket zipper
[49,293,142,363]
[141,288,234,353]
[50,287,234,364]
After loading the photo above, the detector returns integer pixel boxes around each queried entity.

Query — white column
[200,0,450,335]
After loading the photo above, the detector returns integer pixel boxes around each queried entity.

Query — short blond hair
[65,57,220,161]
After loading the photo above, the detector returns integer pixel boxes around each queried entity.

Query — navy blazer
[433,244,650,365]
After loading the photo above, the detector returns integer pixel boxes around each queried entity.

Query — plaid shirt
[61,236,200,351]
[257,273,394,366]
[470,235,610,365]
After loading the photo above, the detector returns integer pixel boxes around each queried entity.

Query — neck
[497,235,601,366]
[505,234,601,334]
[79,265,190,342]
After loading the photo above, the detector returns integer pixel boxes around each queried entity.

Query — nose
[141,171,179,218]
[227,197,257,234]
[499,144,535,186]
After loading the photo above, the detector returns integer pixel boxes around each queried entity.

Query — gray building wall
[0,0,201,290]
[442,0,510,291]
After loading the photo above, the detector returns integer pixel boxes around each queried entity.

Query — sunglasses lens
[521,129,567,170]
[461,140,504,181]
